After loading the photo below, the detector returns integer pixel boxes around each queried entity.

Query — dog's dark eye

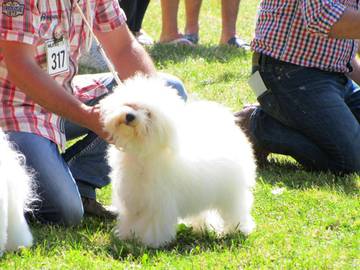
[146,111,151,118]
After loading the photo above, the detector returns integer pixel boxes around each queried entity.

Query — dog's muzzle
[125,113,136,125]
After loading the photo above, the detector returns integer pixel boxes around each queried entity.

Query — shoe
[183,33,199,44]
[133,30,154,46]
[227,36,250,50]
[159,37,195,46]
[82,197,118,219]
[234,105,269,165]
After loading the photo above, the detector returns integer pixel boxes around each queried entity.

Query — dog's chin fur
[101,75,257,248]
[0,130,36,256]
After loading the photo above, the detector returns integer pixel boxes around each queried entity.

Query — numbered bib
[46,39,69,76]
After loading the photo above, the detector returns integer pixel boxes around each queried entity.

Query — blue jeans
[251,55,360,173]
[7,73,187,226]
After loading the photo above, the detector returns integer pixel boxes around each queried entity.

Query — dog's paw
[238,218,256,236]
[5,231,33,251]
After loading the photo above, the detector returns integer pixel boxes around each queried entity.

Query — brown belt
[252,52,261,68]
[251,52,262,73]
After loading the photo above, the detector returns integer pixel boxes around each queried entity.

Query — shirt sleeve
[94,0,127,32]
[0,0,39,45]
[301,0,346,36]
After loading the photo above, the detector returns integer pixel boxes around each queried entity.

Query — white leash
[74,0,122,86]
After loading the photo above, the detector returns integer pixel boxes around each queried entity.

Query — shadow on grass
[78,44,250,75]
[28,216,115,253]
[148,43,250,67]
[257,155,359,195]
[78,45,251,90]
[30,217,246,261]
[108,224,247,261]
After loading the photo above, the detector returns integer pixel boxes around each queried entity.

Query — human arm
[301,0,360,39]
[95,23,157,80]
[0,40,109,140]
[329,8,360,39]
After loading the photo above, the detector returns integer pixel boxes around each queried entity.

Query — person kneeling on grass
[235,0,360,174]
[0,0,186,226]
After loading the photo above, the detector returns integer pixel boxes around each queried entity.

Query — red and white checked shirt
[0,0,126,150]
[251,0,359,73]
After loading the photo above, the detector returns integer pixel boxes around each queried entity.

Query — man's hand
[84,104,112,143]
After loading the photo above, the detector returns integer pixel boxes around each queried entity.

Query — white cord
[85,0,92,51]
[74,0,122,86]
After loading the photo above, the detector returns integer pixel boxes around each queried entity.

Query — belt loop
[251,52,261,74]
[259,53,266,67]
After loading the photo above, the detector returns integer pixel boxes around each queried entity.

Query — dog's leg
[115,213,139,241]
[117,213,178,248]
[186,211,224,233]
[5,210,33,251]
[186,213,208,232]
[139,212,178,248]
[5,179,33,251]
[219,188,255,235]
[118,203,178,248]
[0,179,8,255]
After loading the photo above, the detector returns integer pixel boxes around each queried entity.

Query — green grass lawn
[1,0,359,269]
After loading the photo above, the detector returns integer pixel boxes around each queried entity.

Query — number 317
[51,50,65,70]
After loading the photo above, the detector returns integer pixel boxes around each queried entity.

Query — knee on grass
[35,199,84,226]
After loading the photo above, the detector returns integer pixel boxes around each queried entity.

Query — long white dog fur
[0,130,35,255]
[100,75,256,248]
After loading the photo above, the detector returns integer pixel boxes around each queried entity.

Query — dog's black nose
[125,113,136,124]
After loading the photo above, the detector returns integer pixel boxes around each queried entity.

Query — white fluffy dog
[100,76,256,248]
[0,130,36,256]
